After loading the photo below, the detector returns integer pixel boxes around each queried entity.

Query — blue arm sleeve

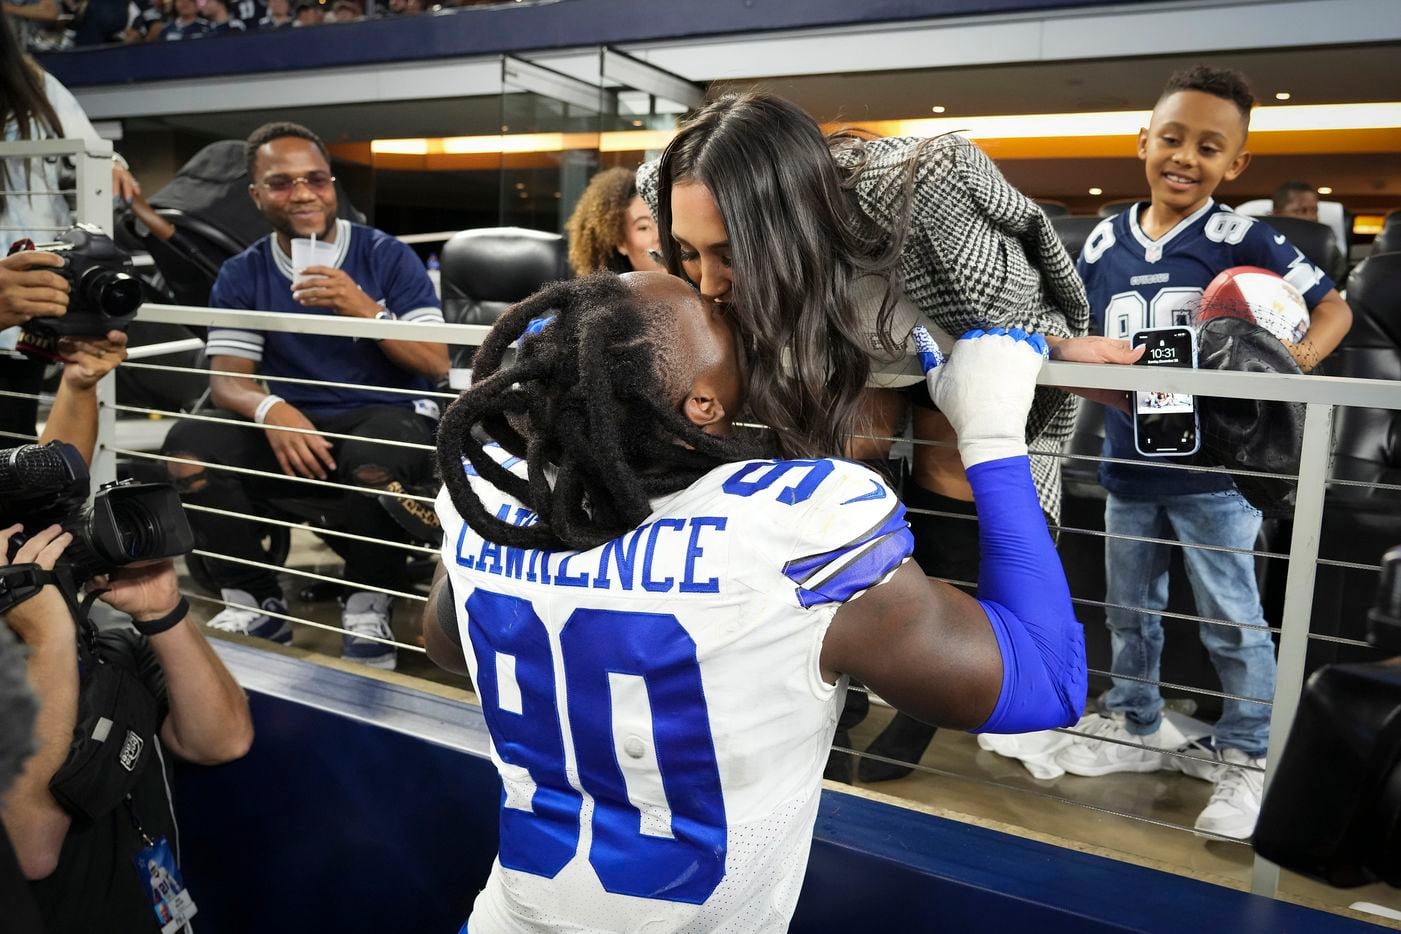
[966,455,1087,734]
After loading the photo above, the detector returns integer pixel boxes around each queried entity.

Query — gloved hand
[915,325,1049,469]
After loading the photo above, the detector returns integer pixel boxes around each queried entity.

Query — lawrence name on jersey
[437,449,910,932]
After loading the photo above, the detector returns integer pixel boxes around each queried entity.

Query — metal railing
[99,302,1396,895]
[8,137,1401,904]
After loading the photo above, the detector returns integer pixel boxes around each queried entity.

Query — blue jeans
[1103,490,1276,757]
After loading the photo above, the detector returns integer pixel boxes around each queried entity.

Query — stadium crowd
[4,0,500,49]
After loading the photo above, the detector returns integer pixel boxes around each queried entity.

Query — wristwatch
[374,309,398,322]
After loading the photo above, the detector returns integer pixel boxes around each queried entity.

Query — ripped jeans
[162,404,436,599]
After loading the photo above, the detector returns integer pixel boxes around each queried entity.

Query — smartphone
[1131,326,1200,457]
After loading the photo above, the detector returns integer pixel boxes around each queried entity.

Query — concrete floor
[183,532,1401,931]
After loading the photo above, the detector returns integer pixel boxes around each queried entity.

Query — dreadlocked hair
[436,272,763,553]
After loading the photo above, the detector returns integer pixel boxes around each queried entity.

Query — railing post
[73,140,114,236]
[1250,401,1334,897]
[71,141,117,490]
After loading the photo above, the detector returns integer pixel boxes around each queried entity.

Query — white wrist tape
[254,395,284,425]
[917,327,1048,470]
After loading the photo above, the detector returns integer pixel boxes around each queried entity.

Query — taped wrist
[964,455,1085,734]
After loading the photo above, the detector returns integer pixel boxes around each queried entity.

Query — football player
[424,271,1085,933]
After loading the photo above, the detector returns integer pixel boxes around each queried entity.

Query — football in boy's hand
[1198,266,1310,345]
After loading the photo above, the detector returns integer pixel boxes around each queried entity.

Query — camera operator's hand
[0,252,68,330]
[262,400,337,480]
[0,524,74,647]
[57,330,129,391]
[91,561,181,623]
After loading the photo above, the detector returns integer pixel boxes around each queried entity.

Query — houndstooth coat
[637,134,1090,522]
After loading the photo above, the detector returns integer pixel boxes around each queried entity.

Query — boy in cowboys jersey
[424,271,1086,933]
[1056,66,1351,839]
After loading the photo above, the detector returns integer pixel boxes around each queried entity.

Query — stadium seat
[1371,224,1401,257]
[1050,215,1102,262]
[440,226,567,328]
[1236,198,1349,255]
[1310,252,1401,669]
[1098,198,1139,218]
[1254,215,1347,284]
[1035,199,1069,218]
[440,226,568,369]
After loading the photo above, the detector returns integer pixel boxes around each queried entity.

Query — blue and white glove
[914,325,1049,469]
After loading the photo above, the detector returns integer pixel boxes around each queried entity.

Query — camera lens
[80,269,142,319]
[108,495,163,560]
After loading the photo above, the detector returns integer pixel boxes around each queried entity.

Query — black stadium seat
[1035,199,1069,218]
[1098,198,1139,218]
[1371,223,1401,257]
[1255,215,1347,284]
[439,226,569,367]
[1310,252,1401,670]
[1050,215,1102,262]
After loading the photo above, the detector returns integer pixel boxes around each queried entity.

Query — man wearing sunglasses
[161,122,449,671]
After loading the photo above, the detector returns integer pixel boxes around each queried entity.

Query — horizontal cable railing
[4,288,1392,896]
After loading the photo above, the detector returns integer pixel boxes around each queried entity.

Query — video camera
[7,224,143,359]
[1255,545,1401,887]
[0,442,193,613]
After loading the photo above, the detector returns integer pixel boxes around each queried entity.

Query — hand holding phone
[1132,326,1199,457]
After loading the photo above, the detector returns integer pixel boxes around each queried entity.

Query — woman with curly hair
[564,167,663,276]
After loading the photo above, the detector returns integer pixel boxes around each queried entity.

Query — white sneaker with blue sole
[342,591,397,670]
[207,588,293,644]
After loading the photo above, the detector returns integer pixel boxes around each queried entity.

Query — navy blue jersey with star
[1076,199,1334,496]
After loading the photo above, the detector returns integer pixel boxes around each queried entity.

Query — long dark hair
[655,92,916,459]
[436,273,760,552]
[0,14,64,216]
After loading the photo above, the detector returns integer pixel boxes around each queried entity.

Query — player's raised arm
[820,328,1087,733]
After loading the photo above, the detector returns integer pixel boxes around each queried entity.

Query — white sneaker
[1165,737,1228,783]
[207,588,292,644]
[342,592,397,670]
[1055,713,1166,777]
[1194,748,1265,840]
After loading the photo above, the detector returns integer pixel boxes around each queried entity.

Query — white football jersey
[436,445,913,933]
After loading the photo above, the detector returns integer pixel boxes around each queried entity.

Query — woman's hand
[112,164,140,204]
[1046,335,1144,412]
[1048,335,1145,365]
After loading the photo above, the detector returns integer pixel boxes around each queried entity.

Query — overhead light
[1088,187,1103,196]
[370,102,1401,160]
[445,133,566,154]
[1275,91,1292,101]
[877,102,1401,139]
[1318,186,1334,194]
[370,138,429,155]
[599,129,677,152]
[931,105,946,114]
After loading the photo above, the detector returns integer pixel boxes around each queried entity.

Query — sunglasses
[259,172,336,195]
